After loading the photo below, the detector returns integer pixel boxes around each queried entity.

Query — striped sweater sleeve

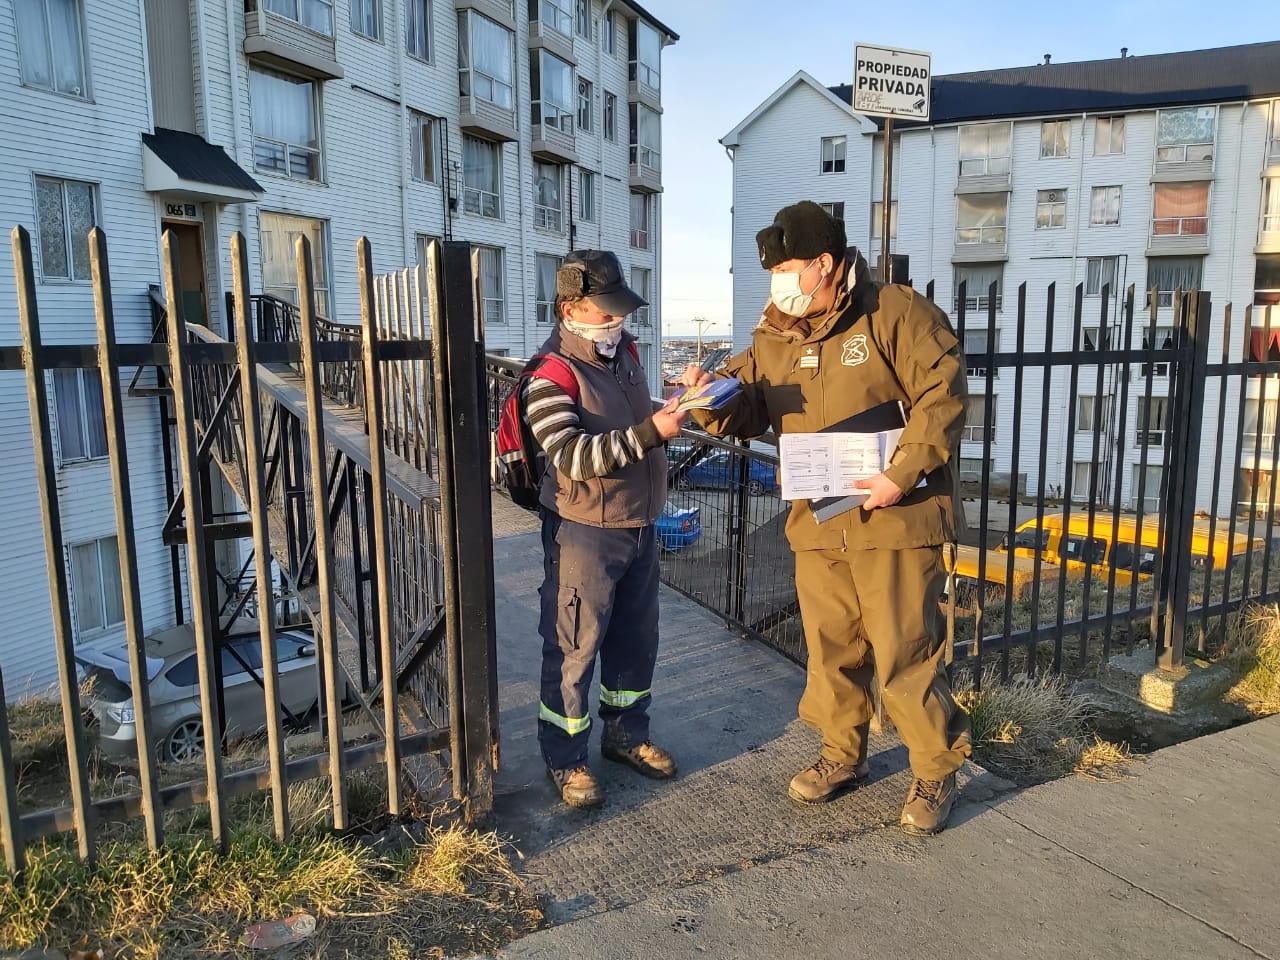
[523,375,663,481]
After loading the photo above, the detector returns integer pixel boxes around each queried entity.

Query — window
[1263,178,1280,235]
[15,0,88,96]
[536,0,573,35]
[1243,398,1278,453]
[820,136,846,174]
[601,10,615,54]
[1040,120,1070,158]
[630,102,660,172]
[533,162,563,232]
[350,0,379,38]
[250,68,320,181]
[405,0,430,60]
[1076,395,1112,433]
[1095,116,1126,156]
[629,19,660,92]
[1085,256,1119,297]
[870,200,897,240]
[259,212,330,314]
[630,192,649,249]
[535,253,562,324]
[462,135,502,218]
[264,0,333,35]
[71,536,123,636]
[1257,255,1280,307]
[631,267,651,325]
[1090,186,1121,226]
[1061,533,1106,562]
[458,11,514,109]
[1036,189,1067,229]
[409,110,436,182]
[1146,256,1203,307]
[955,193,1007,245]
[1070,463,1100,504]
[1140,325,1175,377]
[962,395,996,443]
[1131,465,1164,513]
[821,202,846,221]
[577,76,593,133]
[578,169,596,222]
[1270,104,1280,163]
[476,245,505,324]
[603,92,617,141]
[958,122,1011,177]
[54,368,107,461]
[533,50,574,132]
[1156,106,1215,163]
[414,233,440,274]
[1082,326,1115,351]
[1152,182,1209,237]
[34,176,96,281]
[962,328,998,377]
[1136,396,1169,446]
[954,264,1004,314]
[575,0,590,37]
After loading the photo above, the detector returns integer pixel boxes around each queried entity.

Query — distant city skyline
[645,0,1275,336]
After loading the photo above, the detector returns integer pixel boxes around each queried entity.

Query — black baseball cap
[557,250,648,317]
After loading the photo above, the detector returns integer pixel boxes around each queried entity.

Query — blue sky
[645,0,1275,334]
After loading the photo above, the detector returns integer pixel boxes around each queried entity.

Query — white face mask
[565,317,625,357]
[769,259,823,317]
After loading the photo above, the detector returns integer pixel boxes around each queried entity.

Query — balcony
[1152,142,1214,183]
[243,1,343,80]
[629,147,661,194]
[1147,218,1210,257]
[527,19,575,65]
[955,163,1011,194]
[531,108,576,164]
[459,95,517,143]
[628,68,661,112]
[454,0,515,31]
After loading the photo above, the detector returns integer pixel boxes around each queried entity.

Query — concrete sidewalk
[487,501,1279,959]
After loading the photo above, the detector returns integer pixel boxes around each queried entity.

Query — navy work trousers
[537,510,660,771]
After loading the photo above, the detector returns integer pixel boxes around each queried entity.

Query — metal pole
[880,116,894,282]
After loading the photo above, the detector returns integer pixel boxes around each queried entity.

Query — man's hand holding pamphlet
[669,377,742,413]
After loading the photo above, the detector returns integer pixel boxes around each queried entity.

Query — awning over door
[142,128,264,203]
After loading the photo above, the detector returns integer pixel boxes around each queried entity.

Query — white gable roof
[720,70,877,147]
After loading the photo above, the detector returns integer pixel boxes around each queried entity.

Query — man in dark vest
[524,250,688,808]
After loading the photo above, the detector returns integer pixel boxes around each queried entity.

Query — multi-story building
[721,42,1280,515]
[0,0,676,692]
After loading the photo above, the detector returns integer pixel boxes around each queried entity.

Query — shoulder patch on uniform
[841,333,870,367]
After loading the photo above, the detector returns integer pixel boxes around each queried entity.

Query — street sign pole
[881,115,893,283]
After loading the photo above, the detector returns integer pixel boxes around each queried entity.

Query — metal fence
[486,281,1280,686]
[0,226,496,874]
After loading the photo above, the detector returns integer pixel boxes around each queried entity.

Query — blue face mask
[769,259,822,316]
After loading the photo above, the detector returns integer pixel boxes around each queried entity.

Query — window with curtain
[462,136,502,218]
[1261,178,1280,234]
[1156,106,1216,162]
[71,536,124,635]
[1036,189,1067,229]
[1085,256,1119,296]
[954,263,1004,314]
[630,102,660,172]
[350,0,378,38]
[1243,398,1278,454]
[820,136,846,174]
[477,246,505,324]
[458,11,513,109]
[1257,255,1280,307]
[1131,465,1164,512]
[535,254,562,324]
[630,192,649,249]
[15,0,89,96]
[1146,256,1203,307]
[35,176,95,281]
[250,68,320,180]
[54,368,107,462]
[410,110,436,182]
[601,10,615,54]
[533,162,563,232]
[1152,182,1209,236]
[405,0,430,60]
[534,51,574,131]
[258,212,330,314]
[537,0,572,35]
[631,267,651,325]
[1136,397,1169,446]
[1090,185,1121,225]
[955,193,1007,244]
[958,122,1011,176]
[578,169,596,222]
[1076,395,1113,433]
[603,92,617,141]
[265,0,333,34]
[961,327,999,377]
[870,201,896,240]
[577,77,594,132]
[962,395,996,442]
[819,201,845,222]
[575,0,590,37]
[1040,120,1070,158]
[630,19,660,91]
[1095,116,1126,156]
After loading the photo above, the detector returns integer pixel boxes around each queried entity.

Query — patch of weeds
[1218,603,1280,715]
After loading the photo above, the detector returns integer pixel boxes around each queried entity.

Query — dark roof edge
[612,0,679,42]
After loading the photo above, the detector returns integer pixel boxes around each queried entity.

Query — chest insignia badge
[841,333,870,367]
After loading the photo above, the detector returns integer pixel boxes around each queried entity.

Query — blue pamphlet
[671,377,742,413]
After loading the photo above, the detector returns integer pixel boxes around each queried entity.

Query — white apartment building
[722,42,1280,516]
[0,0,676,694]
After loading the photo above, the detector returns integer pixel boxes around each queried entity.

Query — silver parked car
[77,622,325,762]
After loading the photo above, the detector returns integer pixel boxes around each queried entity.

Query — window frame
[962,394,997,443]
[1035,188,1067,230]
[69,534,123,638]
[533,161,564,233]
[631,266,651,325]
[533,49,575,133]
[350,0,381,39]
[629,192,650,250]
[955,192,1008,245]
[462,135,503,219]
[578,169,596,222]
[1156,105,1216,164]
[820,136,847,174]
[458,10,514,110]
[953,264,1005,316]
[629,18,661,92]
[1085,255,1120,297]
[1094,115,1126,156]
[577,75,594,133]
[575,0,591,38]
[14,0,91,98]
[630,101,661,173]
[249,66,323,182]
[961,327,1000,378]
[535,253,563,325]
[603,91,617,142]
[1040,120,1070,159]
[958,121,1012,177]
[53,367,108,463]
[1151,181,1210,239]
[537,0,573,36]
[405,0,431,61]
[1090,185,1122,226]
[263,0,334,36]
[601,9,616,54]
[33,174,98,283]
[1136,395,1170,446]
[869,200,896,241]
[409,109,437,183]
[258,211,332,315]
[476,244,506,324]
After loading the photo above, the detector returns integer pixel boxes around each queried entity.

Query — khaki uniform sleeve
[880,294,967,494]
[689,346,774,440]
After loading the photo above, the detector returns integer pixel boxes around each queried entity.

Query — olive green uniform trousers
[794,544,972,781]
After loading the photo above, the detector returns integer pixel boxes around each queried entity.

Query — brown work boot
[899,774,958,835]
[547,765,604,809]
[601,740,677,779]
[787,756,871,805]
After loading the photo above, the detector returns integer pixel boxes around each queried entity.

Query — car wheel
[747,479,766,497]
[675,476,691,490]
[164,717,205,763]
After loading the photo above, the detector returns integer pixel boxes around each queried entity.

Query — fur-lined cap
[756,201,847,270]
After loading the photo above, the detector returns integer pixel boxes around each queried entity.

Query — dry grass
[955,668,1134,785]
[1217,602,1280,715]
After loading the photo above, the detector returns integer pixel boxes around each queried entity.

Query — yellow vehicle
[943,543,1061,608]
[999,512,1264,585]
